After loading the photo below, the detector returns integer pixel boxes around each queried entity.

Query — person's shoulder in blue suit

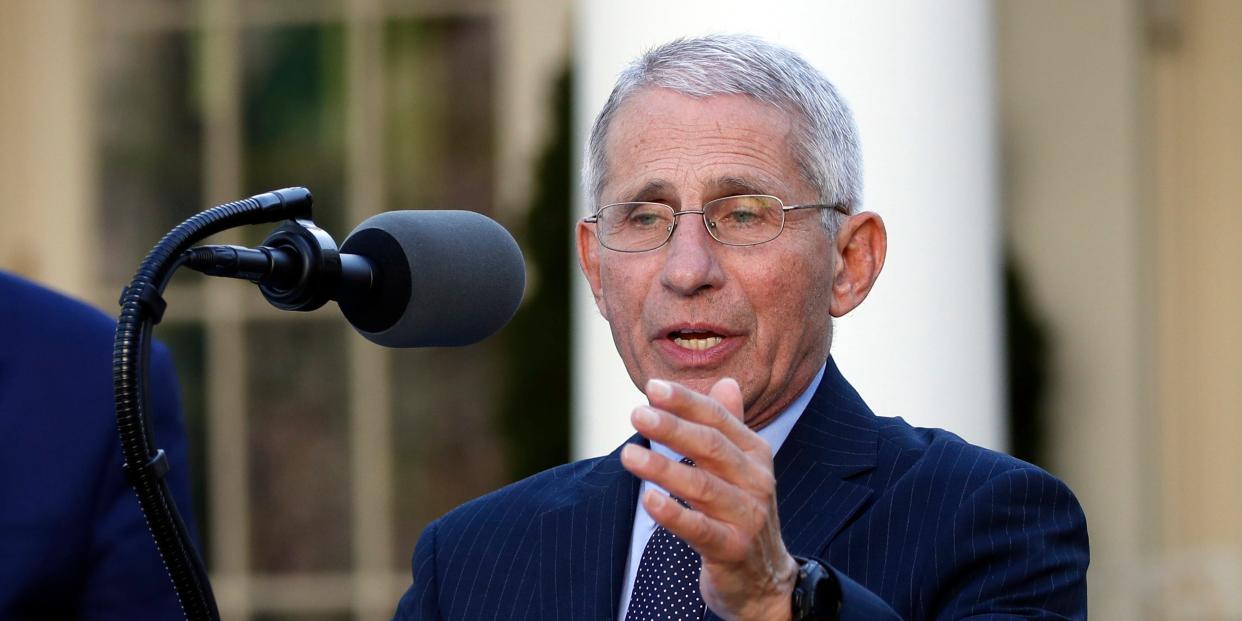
[829,416,1089,619]
[395,368,1089,620]
[0,270,196,620]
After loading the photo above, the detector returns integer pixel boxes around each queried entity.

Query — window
[94,1,538,618]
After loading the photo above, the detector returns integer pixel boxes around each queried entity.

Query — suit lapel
[774,358,878,558]
[539,436,643,621]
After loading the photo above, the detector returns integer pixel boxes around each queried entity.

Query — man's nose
[659,214,724,296]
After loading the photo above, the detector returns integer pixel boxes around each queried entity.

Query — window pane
[385,17,495,215]
[390,343,508,569]
[243,24,346,246]
[156,321,211,562]
[246,320,352,572]
[96,29,202,287]
[383,15,503,570]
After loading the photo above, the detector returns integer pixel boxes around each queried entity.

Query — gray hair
[583,34,863,229]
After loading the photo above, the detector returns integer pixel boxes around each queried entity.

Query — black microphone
[339,210,526,347]
[186,210,526,347]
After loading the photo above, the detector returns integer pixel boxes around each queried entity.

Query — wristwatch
[790,556,841,621]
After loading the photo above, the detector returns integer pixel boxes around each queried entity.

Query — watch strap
[790,555,841,621]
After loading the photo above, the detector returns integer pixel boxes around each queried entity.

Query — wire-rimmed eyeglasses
[582,194,849,253]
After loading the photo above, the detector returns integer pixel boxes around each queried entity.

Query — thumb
[709,377,745,422]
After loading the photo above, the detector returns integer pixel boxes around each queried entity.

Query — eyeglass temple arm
[784,203,851,215]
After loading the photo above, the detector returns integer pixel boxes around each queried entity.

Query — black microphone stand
[113,187,332,621]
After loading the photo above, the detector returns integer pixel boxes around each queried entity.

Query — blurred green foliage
[498,67,574,479]
[242,25,346,244]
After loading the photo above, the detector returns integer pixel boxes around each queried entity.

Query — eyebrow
[714,176,771,197]
[615,175,784,204]
[624,180,673,203]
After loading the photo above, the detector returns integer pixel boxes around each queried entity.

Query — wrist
[740,555,800,621]
[755,556,794,621]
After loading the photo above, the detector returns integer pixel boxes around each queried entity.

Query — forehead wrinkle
[614,107,793,156]
[623,140,791,184]
[627,124,791,161]
[691,154,796,198]
[608,148,796,204]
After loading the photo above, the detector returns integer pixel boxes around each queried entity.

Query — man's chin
[648,367,738,396]
[672,376,721,396]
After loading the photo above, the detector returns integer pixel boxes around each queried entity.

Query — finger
[641,488,741,562]
[629,406,763,490]
[708,377,745,422]
[645,379,765,452]
[621,444,754,518]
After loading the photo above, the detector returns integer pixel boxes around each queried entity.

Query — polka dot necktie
[625,458,705,621]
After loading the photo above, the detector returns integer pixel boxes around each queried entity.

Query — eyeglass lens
[596,195,785,251]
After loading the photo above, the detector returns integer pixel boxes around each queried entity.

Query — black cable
[113,188,313,621]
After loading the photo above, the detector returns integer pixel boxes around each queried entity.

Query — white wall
[572,0,1004,458]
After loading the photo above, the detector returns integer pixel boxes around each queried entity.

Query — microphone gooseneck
[115,186,314,621]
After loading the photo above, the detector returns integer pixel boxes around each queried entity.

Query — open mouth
[668,329,725,351]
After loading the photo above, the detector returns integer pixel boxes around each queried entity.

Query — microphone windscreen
[339,210,526,347]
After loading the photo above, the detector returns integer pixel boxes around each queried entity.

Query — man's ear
[576,220,609,320]
[829,212,887,317]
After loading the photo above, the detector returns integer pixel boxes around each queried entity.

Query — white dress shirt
[617,363,827,620]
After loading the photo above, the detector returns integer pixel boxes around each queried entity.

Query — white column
[572,0,1003,458]
[0,0,96,295]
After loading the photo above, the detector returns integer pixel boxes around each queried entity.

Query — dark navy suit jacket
[0,271,195,620]
[394,358,1088,620]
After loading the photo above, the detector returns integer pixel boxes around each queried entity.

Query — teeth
[672,336,723,351]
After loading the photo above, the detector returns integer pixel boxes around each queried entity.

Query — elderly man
[395,35,1088,621]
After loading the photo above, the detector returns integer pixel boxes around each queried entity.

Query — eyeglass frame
[581,194,850,253]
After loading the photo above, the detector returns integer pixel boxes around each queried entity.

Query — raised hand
[620,377,797,621]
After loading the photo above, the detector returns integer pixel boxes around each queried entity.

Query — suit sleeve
[76,341,198,621]
[830,565,903,620]
[826,466,1088,620]
[393,520,443,620]
[930,467,1089,620]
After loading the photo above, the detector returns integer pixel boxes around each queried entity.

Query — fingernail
[646,379,671,399]
[622,444,646,465]
[647,490,666,509]
[632,407,657,427]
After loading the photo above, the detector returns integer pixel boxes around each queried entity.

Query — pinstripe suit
[393,358,1088,620]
